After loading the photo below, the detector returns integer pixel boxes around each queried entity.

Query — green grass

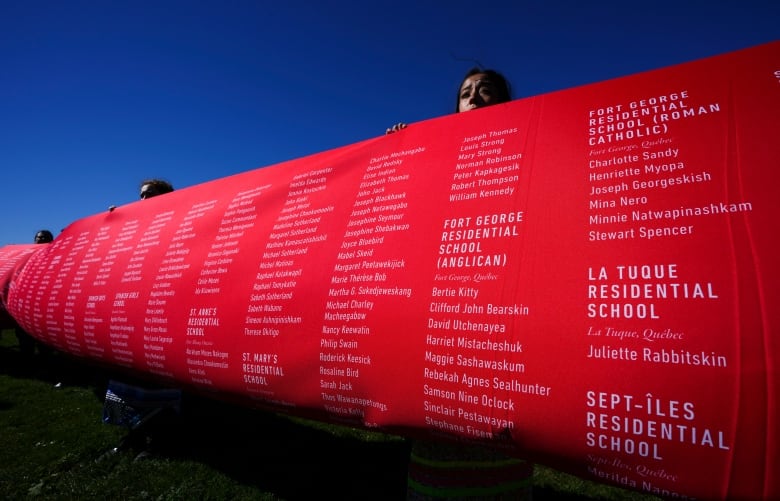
[1,330,659,500]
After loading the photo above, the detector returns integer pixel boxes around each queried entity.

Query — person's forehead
[461,73,492,88]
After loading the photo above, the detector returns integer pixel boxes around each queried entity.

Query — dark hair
[139,179,174,199]
[455,67,512,113]
[34,230,53,243]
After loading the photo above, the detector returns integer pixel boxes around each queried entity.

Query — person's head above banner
[455,67,512,113]
[139,179,174,200]
[386,67,513,134]
[34,230,53,244]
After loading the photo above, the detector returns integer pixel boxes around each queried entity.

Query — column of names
[106,219,141,366]
[423,129,548,441]
[241,175,331,398]
[137,208,190,378]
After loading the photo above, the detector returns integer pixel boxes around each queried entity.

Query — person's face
[139,184,159,200]
[34,232,51,244]
[458,73,501,113]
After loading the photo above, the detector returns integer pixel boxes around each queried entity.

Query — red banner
[0,244,41,329]
[4,42,779,499]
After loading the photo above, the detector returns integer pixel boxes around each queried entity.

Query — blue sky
[1,0,777,245]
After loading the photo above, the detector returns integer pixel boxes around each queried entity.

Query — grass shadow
[2,335,411,499]
[124,393,413,500]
